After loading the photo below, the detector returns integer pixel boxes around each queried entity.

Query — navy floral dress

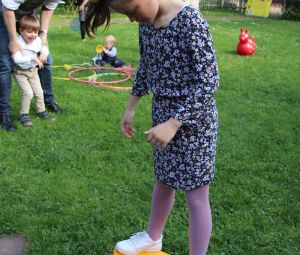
[131,6,220,191]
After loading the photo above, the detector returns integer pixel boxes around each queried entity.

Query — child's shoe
[116,231,162,255]
[37,111,55,121]
[20,114,32,127]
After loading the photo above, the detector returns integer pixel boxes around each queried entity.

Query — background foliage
[282,0,300,21]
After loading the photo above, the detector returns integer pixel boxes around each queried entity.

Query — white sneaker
[116,231,162,255]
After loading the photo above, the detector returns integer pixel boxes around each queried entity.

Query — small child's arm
[34,56,44,69]
[39,45,49,62]
[40,45,49,57]
[13,50,32,65]
[104,47,117,57]
[13,51,43,69]
[38,38,49,63]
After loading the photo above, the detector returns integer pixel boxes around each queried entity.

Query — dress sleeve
[131,25,149,97]
[172,13,219,125]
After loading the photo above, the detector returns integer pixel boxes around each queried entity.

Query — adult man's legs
[38,54,64,114]
[0,13,16,131]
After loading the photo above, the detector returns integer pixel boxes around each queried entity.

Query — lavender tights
[147,181,212,255]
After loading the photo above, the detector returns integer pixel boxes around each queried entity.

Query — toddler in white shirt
[13,15,54,127]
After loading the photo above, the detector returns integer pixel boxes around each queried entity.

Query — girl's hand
[120,110,135,139]
[144,118,182,148]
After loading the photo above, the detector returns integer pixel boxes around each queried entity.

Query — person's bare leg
[147,181,175,240]
[185,185,212,255]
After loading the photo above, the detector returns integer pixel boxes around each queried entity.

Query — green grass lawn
[0,10,299,255]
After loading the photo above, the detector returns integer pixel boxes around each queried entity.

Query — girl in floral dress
[86,1,219,254]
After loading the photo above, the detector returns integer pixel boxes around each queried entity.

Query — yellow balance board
[113,249,169,255]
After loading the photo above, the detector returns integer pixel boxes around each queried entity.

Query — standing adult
[77,0,95,40]
[182,0,200,9]
[0,0,63,131]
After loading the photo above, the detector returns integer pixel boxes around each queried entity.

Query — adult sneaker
[45,102,64,114]
[0,113,16,131]
[116,231,162,255]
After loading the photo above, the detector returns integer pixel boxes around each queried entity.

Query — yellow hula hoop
[51,65,97,80]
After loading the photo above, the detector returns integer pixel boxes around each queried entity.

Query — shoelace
[129,232,148,248]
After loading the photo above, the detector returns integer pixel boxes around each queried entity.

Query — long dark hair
[86,0,111,33]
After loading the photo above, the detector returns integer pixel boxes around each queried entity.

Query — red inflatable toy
[236,28,256,56]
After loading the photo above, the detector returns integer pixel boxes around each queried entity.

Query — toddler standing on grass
[87,0,219,254]
[13,15,53,127]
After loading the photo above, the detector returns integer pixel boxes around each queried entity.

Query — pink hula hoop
[67,67,134,91]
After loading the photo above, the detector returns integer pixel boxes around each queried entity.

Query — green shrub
[282,0,300,21]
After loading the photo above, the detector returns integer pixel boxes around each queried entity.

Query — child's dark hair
[19,15,40,32]
[86,0,112,33]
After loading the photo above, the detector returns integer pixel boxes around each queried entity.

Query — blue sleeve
[172,13,219,125]
[131,25,149,97]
